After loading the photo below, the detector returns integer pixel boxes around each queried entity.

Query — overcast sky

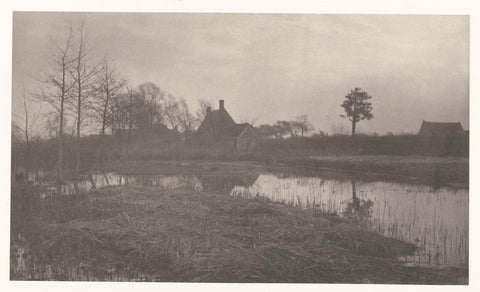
[12,12,469,134]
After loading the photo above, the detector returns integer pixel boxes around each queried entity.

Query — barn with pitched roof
[194,100,257,153]
[418,121,465,137]
[417,120,468,156]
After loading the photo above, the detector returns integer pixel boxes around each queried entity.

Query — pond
[16,169,469,269]
[230,174,468,268]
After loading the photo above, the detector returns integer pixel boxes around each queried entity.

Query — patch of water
[15,169,468,269]
[34,173,204,198]
[231,174,468,268]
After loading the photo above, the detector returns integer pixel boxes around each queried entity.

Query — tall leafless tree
[89,58,125,180]
[38,25,76,183]
[70,21,100,187]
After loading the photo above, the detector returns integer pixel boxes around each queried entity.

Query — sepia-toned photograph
[10,11,469,284]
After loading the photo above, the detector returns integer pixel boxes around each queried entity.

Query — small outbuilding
[418,120,465,137]
[417,120,468,156]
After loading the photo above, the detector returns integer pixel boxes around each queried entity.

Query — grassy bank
[11,183,467,283]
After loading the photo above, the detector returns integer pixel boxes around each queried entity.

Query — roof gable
[195,101,257,142]
[232,123,250,137]
[197,108,236,134]
[419,121,464,136]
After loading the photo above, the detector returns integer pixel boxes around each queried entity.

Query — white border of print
[1,1,477,292]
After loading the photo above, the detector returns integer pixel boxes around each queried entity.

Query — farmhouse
[417,120,468,156]
[194,100,257,153]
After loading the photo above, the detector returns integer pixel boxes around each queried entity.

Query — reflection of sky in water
[231,174,468,268]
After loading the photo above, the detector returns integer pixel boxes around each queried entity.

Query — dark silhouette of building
[418,121,465,137]
[417,120,468,156]
[194,100,257,153]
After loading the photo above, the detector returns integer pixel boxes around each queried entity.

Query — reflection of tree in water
[343,180,373,226]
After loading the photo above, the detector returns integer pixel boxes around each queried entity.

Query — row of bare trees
[14,20,348,186]
[14,21,209,186]
[36,22,127,184]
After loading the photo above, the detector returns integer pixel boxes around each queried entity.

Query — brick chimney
[219,100,224,110]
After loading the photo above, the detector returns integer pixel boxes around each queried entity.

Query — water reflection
[343,180,374,226]
[231,174,468,268]
[197,174,258,193]
[33,172,259,199]
[17,169,468,269]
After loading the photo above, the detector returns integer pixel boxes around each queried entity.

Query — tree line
[13,21,375,186]
[13,21,212,184]
[255,114,316,139]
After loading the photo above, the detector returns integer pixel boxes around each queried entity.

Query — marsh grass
[10,182,467,283]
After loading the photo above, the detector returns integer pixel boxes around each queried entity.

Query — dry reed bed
[11,184,467,283]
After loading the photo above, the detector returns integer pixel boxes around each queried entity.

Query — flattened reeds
[11,183,465,283]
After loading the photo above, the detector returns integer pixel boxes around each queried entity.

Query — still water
[23,170,469,269]
[231,174,468,268]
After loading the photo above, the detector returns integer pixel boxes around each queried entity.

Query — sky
[12,12,469,134]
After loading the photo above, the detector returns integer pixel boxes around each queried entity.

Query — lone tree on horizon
[340,87,374,136]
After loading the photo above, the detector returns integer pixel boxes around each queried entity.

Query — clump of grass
[11,183,466,283]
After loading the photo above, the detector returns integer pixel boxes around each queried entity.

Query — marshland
[10,157,469,283]
[11,13,469,284]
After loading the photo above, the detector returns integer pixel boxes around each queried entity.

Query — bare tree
[256,124,276,138]
[273,120,292,138]
[93,59,125,136]
[163,94,182,132]
[195,98,214,124]
[162,94,197,140]
[38,25,76,183]
[177,97,196,139]
[15,85,45,179]
[134,82,165,130]
[293,114,315,137]
[88,58,125,178]
[239,114,261,127]
[70,21,100,186]
[110,88,137,160]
